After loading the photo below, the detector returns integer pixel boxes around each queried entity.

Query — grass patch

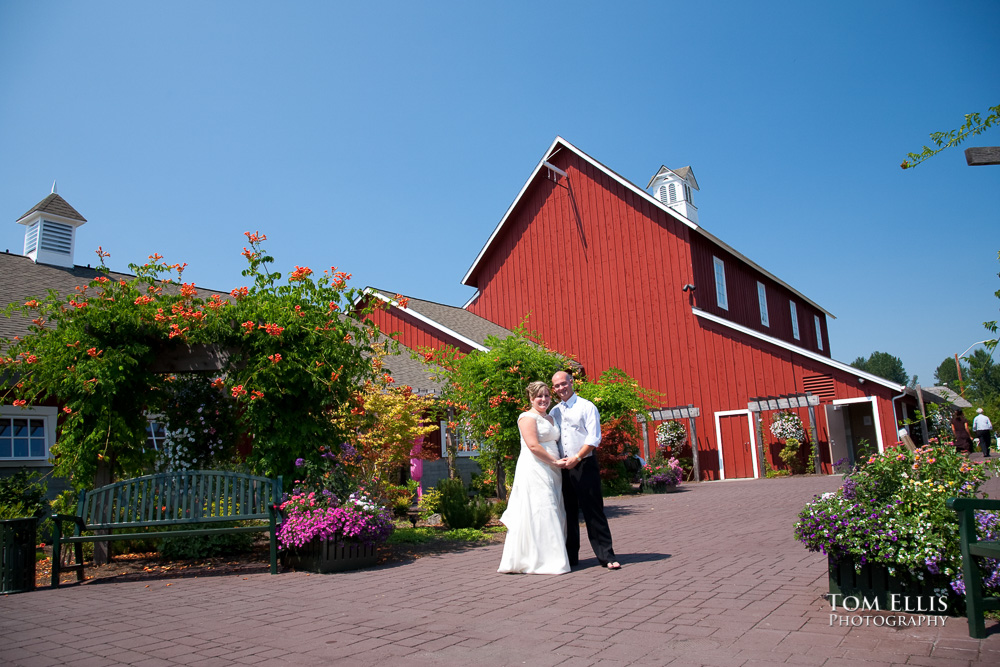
[441,528,491,542]
[387,527,436,544]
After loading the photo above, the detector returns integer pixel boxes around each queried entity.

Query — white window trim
[713,256,729,310]
[814,315,823,351]
[713,409,759,481]
[440,421,479,457]
[757,281,769,327]
[790,301,800,340]
[0,405,57,466]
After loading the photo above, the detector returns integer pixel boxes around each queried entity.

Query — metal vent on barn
[802,374,836,401]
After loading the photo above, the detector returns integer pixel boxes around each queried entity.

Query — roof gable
[461,137,832,318]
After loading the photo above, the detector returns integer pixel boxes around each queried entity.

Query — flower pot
[281,539,378,574]
[641,482,680,494]
[1,517,38,594]
[827,557,952,615]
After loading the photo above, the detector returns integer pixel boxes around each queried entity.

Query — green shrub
[437,478,491,529]
[0,471,48,517]
[0,501,33,521]
[157,523,256,560]
[490,499,507,519]
[600,462,634,497]
[417,486,443,518]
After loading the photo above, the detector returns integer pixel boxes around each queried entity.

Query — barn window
[658,185,668,204]
[684,184,692,203]
[668,183,677,203]
[814,315,823,350]
[790,301,800,340]
[757,282,769,327]
[713,256,728,310]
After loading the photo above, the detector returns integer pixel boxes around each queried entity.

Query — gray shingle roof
[368,287,515,348]
[0,252,226,348]
[17,194,87,223]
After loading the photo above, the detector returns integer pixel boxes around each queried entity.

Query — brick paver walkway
[3,475,999,666]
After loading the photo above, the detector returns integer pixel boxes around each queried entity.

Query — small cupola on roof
[647,165,699,224]
[16,183,87,268]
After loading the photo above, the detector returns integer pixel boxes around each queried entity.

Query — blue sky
[1,1,997,388]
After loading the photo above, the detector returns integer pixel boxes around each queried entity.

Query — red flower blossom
[62,406,72,414]
[260,323,284,337]
[268,353,282,364]
[231,385,247,398]
[134,295,154,305]
[24,299,39,308]
[230,286,249,299]
[12,399,27,407]
[241,320,255,334]
[289,266,313,282]
[86,347,103,357]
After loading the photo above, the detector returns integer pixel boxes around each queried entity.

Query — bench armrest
[947,498,1000,512]
[50,513,86,537]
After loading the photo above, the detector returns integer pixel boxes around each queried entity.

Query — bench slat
[51,471,283,587]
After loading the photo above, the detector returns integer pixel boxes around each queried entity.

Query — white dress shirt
[550,393,601,460]
[973,414,993,431]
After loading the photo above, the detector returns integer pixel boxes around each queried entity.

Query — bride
[497,381,570,574]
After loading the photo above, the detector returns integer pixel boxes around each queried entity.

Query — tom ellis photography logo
[828,594,950,627]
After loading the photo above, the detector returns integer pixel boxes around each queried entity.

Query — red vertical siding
[465,148,899,480]
[366,303,477,354]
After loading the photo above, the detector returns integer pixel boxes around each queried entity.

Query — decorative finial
[51,181,57,194]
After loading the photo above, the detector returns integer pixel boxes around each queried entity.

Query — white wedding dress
[497,411,570,574]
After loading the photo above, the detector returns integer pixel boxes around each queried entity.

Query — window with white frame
[713,256,729,310]
[440,421,480,457]
[684,184,692,203]
[668,183,678,203]
[814,315,823,350]
[790,301,800,340]
[145,417,168,451]
[0,405,57,462]
[757,281,769,327]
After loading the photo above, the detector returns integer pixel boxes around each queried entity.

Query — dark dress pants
[976,430,992,457]
[562,455,616,565]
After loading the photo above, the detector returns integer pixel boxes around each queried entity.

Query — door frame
[831,395,884,454]
[714,409,759,480]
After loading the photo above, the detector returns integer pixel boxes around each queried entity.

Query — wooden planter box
[641,482,681,494]
[828,557,952,615]
[281,540,378,574]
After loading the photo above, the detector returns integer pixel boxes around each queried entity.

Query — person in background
[973,407,993,458]
[952,409,975,455]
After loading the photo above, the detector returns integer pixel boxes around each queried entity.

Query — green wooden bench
[51,470,282,587]
[947,497,1000,638]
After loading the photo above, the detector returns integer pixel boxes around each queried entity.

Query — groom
[550,371,620,570]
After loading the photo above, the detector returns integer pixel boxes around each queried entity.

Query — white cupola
[647,165,699,224]
[16,183,87,268]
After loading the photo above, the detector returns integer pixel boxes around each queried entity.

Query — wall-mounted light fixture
[682,284,696,292]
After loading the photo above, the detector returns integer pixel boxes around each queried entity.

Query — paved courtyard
[2,474,999,666]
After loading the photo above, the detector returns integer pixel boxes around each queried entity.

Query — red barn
[451,137,922,480]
